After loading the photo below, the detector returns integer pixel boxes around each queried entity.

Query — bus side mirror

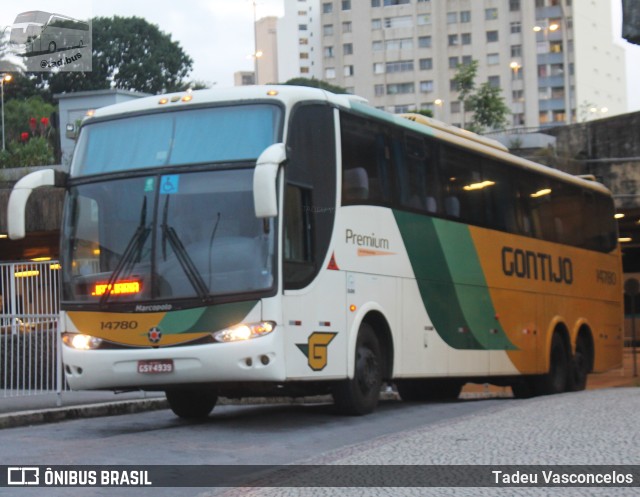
[253,143,286,218]
[8,169,68,240]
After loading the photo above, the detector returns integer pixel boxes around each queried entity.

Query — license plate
[137,359,174,374]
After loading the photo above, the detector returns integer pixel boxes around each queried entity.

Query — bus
[7,86,623,418]
[10,11,89,54]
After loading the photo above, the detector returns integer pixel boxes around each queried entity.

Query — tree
[452,60,510,133]
[467,83,510,133]
[452,60,478,129]
[282,77,349,94]
[47,16,193,95]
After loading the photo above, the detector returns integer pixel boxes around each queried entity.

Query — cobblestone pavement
[210,387,639,497]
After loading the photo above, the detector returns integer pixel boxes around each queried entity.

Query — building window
[488,75,500,88]
[385,38,413,50]
[372,18,382,29]
[387,82,415,95]
[485,8,498,20]
[325,67,336,79]
[553,110,566,122]
[462,55,473,66]
[323,24,334,36]
[344,65,354,76]
[342,21,352,32]
[486,30,499,42]
[417,14,431,25]
[300,67,310,74]
[460,11,471,23]
[512,90,524,101]
[372,0,381,6]
[322,2,333,13]
[342,0,351,10]
[461,33,471,45]
[447,12,458,24]
[448,34,459,46]
[373,40,383,51]
[386,60,414,72]
[510,0,521,11]
[300,38,309,45]
[374,62,385,74]
[375,84,385,96]
[418,36,432,48]
[450,79,458,91]
[300,52,309,59]
[513,113,525,126]
[487,53,500,65]
[448,56,459,69]
[385,16,413,28]
[550,41,563,53]
[419,80,434,93]
[419,58,433,70]
[450,101,461,113]
[324,46,334,57]
[551,87,565,99]
[299,24,308,31]
[511,22,521,34]
[343,43,353,55]
[511,45,522,57]
[384,0,410,5]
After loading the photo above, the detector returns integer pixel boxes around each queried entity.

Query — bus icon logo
[7,467,40,486]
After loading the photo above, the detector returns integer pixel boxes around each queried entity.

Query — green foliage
[0,137,54,168]
[467,83,510,133]
[3,96,55,144]
[414,109,434,118]
[281,77,350,94]
[451,59,510,132]
[47,16,194,95]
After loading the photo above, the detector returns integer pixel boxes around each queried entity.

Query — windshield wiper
[161,196,210,301]
[100,197,150,307]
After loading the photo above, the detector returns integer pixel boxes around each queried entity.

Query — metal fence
[1,261,63,397]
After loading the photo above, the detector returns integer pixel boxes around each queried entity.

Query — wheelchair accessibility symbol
[160,175,180,194]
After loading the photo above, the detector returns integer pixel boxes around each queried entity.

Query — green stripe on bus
[394,210,516,350]
[158,300,258,334]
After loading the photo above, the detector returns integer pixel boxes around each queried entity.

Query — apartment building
[318,0,627,128]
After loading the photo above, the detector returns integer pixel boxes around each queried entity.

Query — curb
[0,398,169,430]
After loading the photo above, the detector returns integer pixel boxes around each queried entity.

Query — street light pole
[1,74,12,151]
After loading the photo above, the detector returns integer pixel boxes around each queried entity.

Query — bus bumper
[62,333,286,390]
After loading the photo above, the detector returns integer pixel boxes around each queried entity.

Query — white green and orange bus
[8,86,623,418]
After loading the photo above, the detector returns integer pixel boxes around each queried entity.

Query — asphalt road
[1,388,638,497]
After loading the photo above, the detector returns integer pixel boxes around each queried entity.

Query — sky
[1,0,639,110]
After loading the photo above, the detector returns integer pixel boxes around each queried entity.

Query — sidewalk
[1,349,638,430]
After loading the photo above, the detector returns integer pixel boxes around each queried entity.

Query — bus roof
[86,85,611,197]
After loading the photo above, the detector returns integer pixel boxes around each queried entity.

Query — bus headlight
[62,333,103,350]
[213,321,275,343]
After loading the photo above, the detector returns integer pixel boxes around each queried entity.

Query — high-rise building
[318,0,627,128]
[255,16,280,85]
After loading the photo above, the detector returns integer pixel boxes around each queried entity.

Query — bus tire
[48,41,57,53]
[333,323,382,416]
[568,335,590,391]
[165,388,217,419]
[534,333,569,395]
[397,379,462,402]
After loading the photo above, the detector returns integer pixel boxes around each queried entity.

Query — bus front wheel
[333,323,383,415]
[165,388,218,419]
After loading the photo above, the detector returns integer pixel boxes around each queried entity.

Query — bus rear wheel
[165,388,218,419]
[333,323,383,416]
[568,335,591,391]
[534,333,569,395]
[48,41,57,53]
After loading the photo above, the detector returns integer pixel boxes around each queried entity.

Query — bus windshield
[71,104,282,176]
[61,168,275,306]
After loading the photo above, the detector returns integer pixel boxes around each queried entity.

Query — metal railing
[1,261,64,398]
